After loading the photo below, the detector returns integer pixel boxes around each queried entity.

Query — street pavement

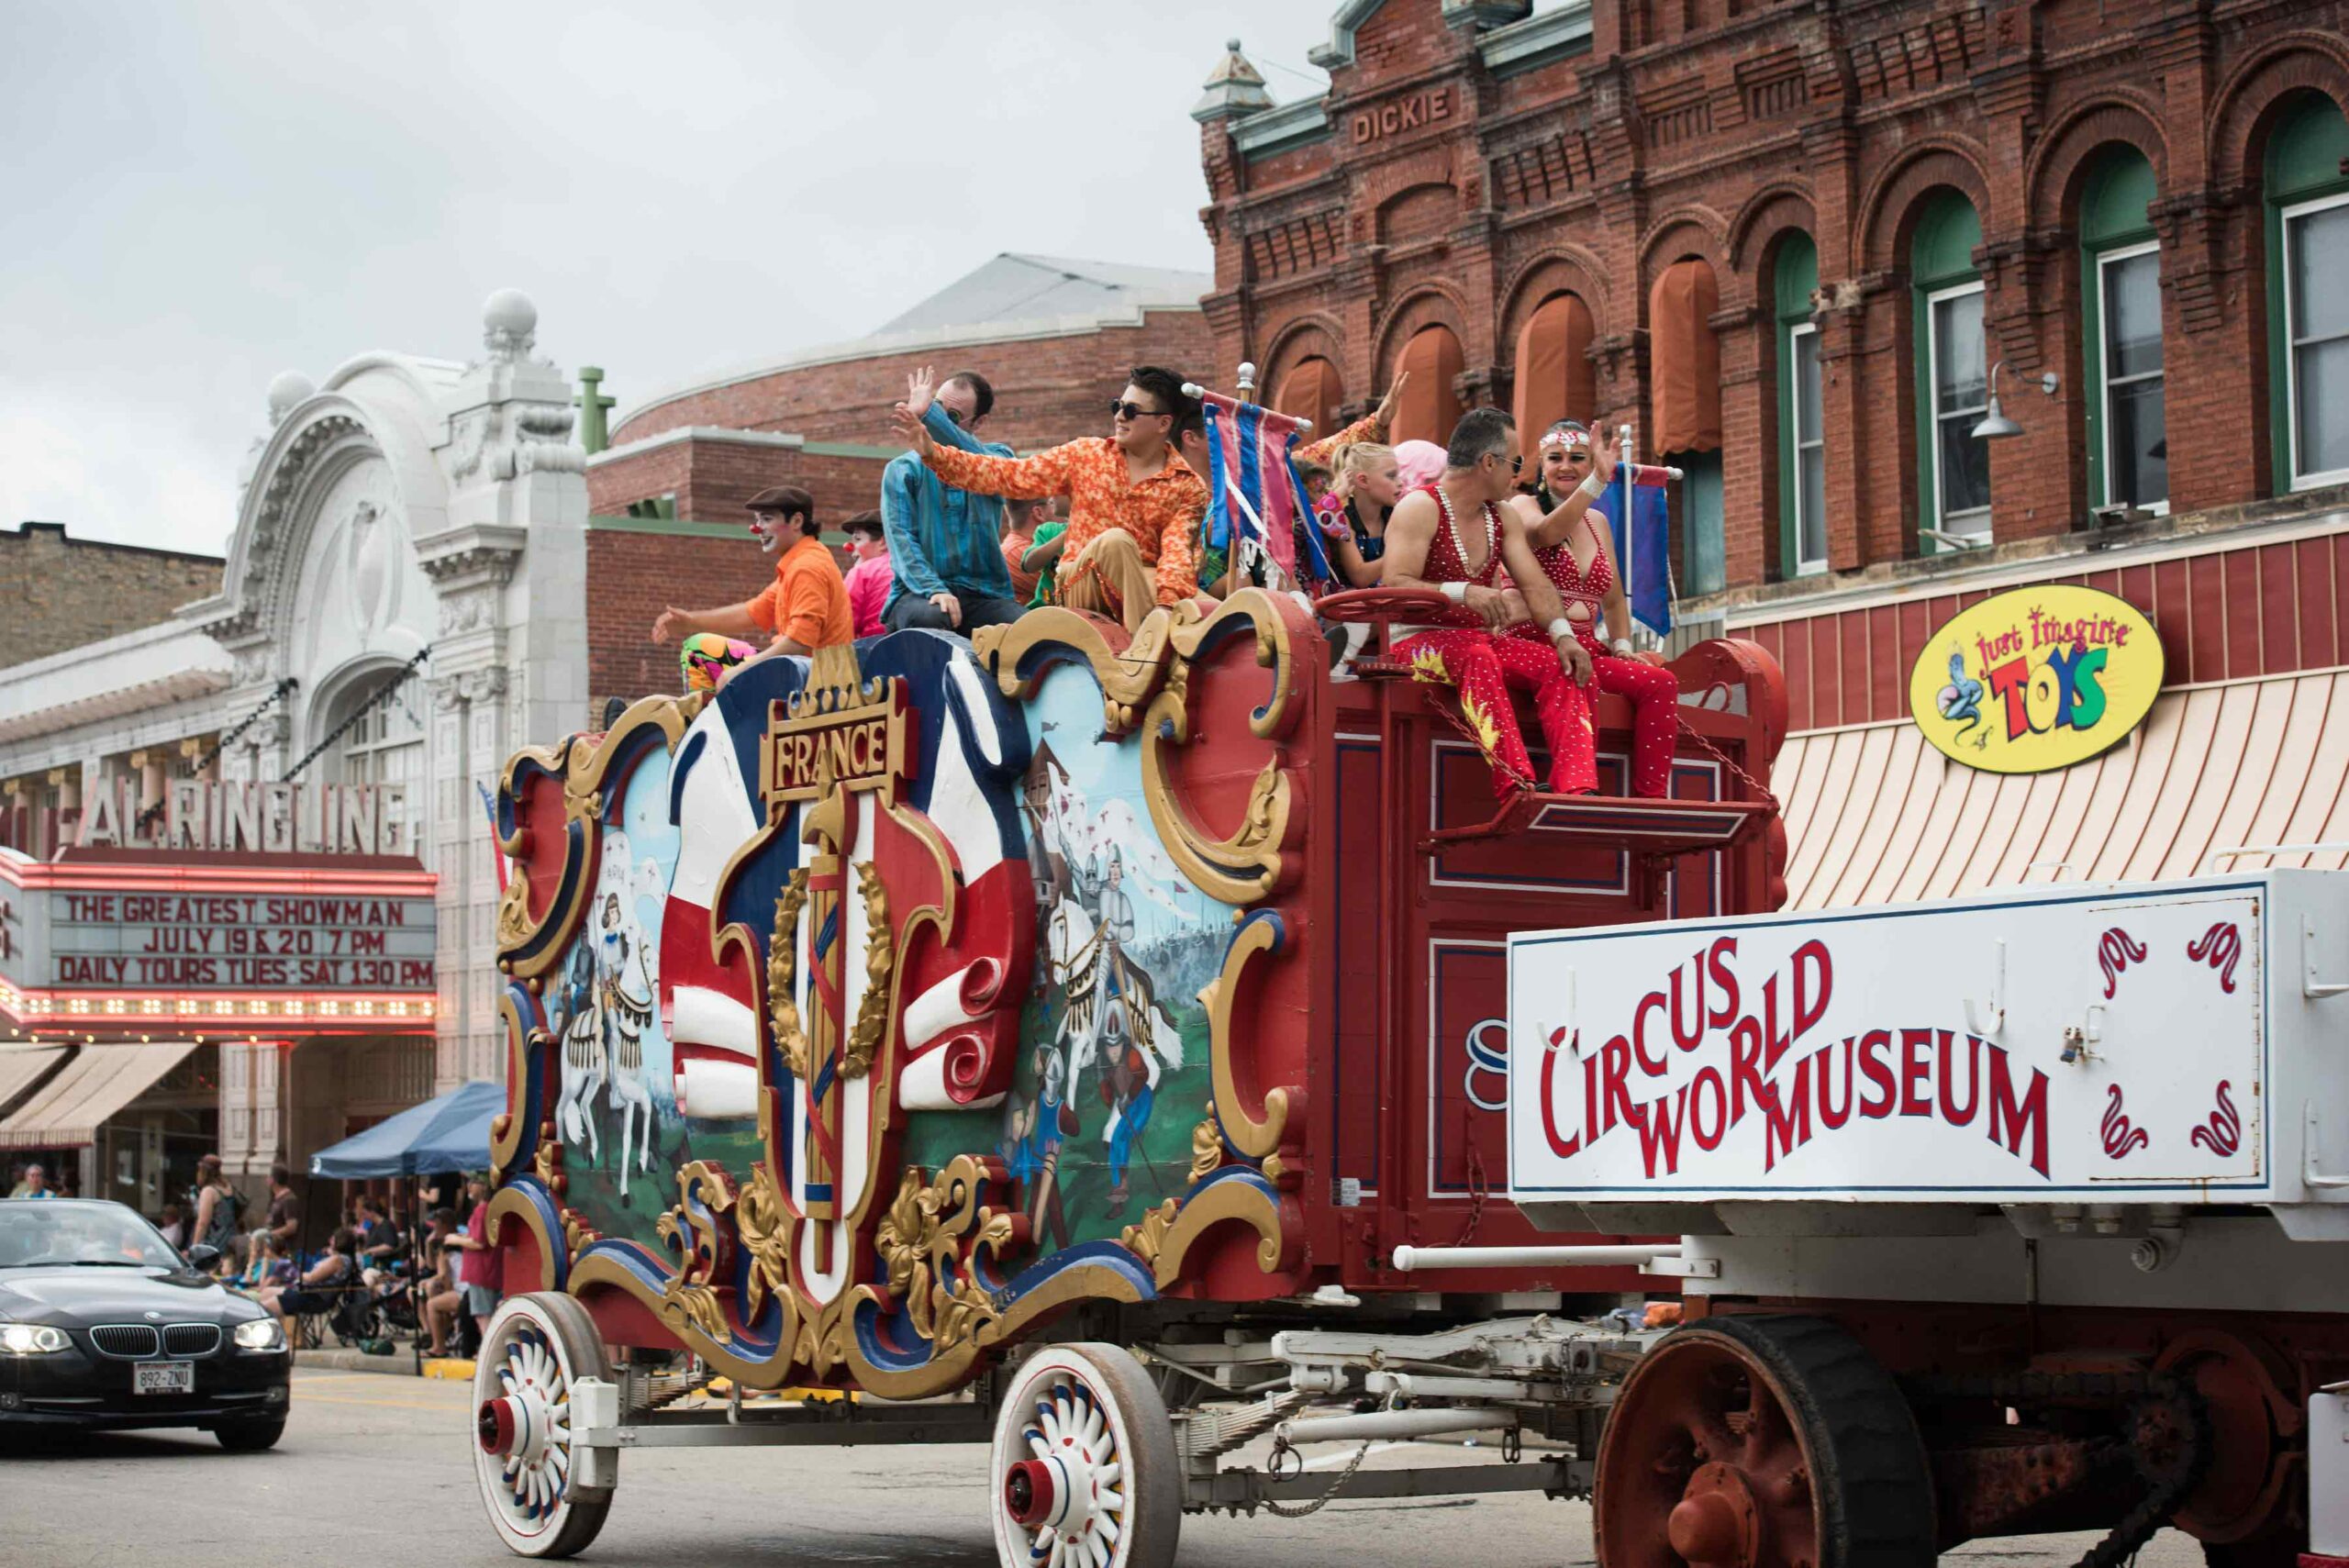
[0,1368,2210,1568]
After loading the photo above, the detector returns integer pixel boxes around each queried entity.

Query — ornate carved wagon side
[471,588,1788,1564]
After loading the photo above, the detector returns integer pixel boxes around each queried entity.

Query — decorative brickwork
[1198,0,2349,600]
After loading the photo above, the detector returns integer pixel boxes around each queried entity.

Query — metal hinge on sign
[1964,940,2008,1039]
[1637,1254,1721,1280]
[2306,1104,2349,1191]
[2307,917,2349,999]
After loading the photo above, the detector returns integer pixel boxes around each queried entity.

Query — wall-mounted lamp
[1974,361,2061,440]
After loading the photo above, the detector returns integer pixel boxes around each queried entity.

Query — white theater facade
[0,293,592,1204]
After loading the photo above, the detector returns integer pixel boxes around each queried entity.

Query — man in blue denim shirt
[882,366,1027,634]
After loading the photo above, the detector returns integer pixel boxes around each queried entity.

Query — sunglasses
[941,406,965,428]
[1108,399,1168,422]
[1486,452,1524,475]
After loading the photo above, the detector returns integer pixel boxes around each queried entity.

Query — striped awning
[1778,670,2349,910]
[0,1041,200,1151]
[0,1044,69,1119]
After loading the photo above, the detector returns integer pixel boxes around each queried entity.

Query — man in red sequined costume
[1384,408,1599,797]
[1504,421,1681,797]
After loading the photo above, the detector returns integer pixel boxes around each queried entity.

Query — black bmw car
[0,1197,291,1448]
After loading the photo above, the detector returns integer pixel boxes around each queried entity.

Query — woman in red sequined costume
[1383,409,1598,798]
[1502,421,1681,798]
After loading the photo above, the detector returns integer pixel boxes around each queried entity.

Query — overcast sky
[1,0,1353,554]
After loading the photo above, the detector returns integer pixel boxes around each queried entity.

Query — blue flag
[1593,465,1674,637]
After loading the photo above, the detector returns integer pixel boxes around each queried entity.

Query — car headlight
[0,1323,70,1355]
[233,1318,286,1351]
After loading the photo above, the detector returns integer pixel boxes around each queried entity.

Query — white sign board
[1508,884,2270,1204]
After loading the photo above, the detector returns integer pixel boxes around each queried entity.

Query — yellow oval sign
[1907,584,2165,773]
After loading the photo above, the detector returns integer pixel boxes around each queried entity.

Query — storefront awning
[0,1044,70,1119]
[0,1041,201,1151]
[1777,671,2349,910]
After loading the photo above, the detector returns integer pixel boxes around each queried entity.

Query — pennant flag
[1594,462,1675,637]
[477,780,507,894]
[1199,394,1335,588]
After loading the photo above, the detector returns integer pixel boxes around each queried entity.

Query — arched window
[1651,258,1725,595]
[1390,325,1464,446]
[1772,234,1826,576]
[1910,191,1989,547]
[322,667,426,857]
[1512,293,1595,443]
[2265,94,2349,491]
[2079,149,2165,513]
[1275,357,1342,436]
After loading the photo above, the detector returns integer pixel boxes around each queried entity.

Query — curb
[293,1348,474,1379]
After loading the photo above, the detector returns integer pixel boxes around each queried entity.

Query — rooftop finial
[482,288,538,361]
[1193,38,1274,125]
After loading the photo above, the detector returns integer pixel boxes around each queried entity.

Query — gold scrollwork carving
[1197,917,1294,1159]
[868,1157,1021,1354]
[843,862,891,1081]
[734,1164,796,1329]
[654,1162,737,1344]
[1144,1180,1294,1290]
[1119,1198,1180,1267]
[1189,1103,1224,1184]
[767,870,811,1081]
[497,695,697,982]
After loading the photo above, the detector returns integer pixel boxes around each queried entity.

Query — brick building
[0,521,223,670]
[1197,0,2349,905]
[1194,0,2348,602]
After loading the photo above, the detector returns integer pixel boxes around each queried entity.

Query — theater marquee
[0,849,438,1036]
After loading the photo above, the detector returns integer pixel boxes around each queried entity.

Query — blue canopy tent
[307,1080,504,1179]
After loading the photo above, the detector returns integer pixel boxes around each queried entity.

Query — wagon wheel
[991,1342,1180,1568]
[473,1293,614,1560]
[1595,1314,1933,1568]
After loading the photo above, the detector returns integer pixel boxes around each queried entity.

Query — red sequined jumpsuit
[1389,486,1597,797]
[1509,513,1679,797]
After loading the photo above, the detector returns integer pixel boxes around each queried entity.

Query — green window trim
[2076,149,2163,512]
[1909,191,1986,553]
[1771,233,1824,578]
[2264,94,2349,490]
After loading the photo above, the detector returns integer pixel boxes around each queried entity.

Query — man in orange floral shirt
[892,366,1206,633]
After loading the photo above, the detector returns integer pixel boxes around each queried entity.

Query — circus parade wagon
[473,576,2349,1567]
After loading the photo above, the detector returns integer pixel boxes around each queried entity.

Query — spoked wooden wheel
[1595,1315,1933,1568]
[991,1343,1179,1568]
[473,1293,614,1559]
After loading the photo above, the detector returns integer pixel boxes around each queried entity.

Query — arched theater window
[2265,94,2349,492]
[2079,148,2166,513]
[1651,257,1724,595]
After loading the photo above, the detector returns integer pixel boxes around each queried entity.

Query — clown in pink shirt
[841,510,891,639]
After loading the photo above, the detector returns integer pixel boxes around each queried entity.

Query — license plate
[134,1362,194,1396]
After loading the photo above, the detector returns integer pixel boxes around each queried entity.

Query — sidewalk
[295,1345,474,1379]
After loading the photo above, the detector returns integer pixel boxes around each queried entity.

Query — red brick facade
[584,523,780,712]
[1197,0,2349,599]
[588,309,1216,525]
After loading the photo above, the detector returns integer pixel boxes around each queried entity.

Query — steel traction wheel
[990,1343,1179,1568]
[1595,1314,1934,1568]
[473,1293,613,1560]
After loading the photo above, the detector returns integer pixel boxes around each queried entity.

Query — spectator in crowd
[258,1163,300,1254]
[441,1177,499,1345]
[7,1162,54,1199]
[650,486,852,670]
[353,1195,403,1286]
[418,1208,464,1356]
[896,366,1208,633]
[156,1202,186,1247]
[841,510,892,639]
[190,1154,242,1251]
[1002,496,1052,604]
[884,368,1028,636]
[239,1233,295,1295]
[261,1226,356,1318]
